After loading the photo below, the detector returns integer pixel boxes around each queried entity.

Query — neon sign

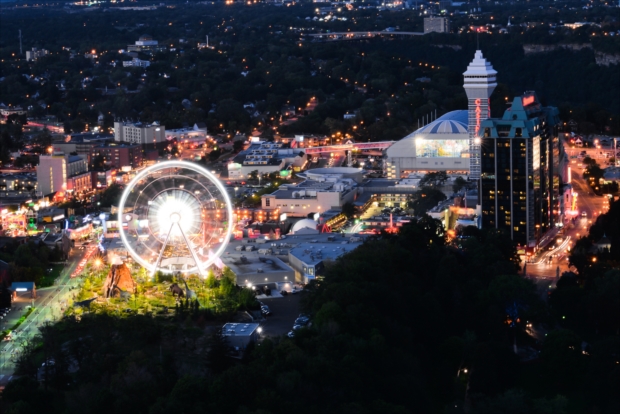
[474,99,481,135]
[522,95,535,106]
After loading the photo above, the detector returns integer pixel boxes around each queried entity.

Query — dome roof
[292,219,318,233]
[415,110,468,135]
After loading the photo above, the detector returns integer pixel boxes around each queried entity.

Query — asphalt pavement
[258,293,304,338]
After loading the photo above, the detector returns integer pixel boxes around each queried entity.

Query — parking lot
[259,292,304,338]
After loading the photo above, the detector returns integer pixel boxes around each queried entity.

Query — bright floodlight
[118,161,233,277]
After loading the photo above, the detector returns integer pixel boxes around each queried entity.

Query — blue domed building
[384,110,470,179]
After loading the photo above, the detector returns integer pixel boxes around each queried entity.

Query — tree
[237,288,256,310]
[452,176,467,193]
[33,128,52,147]
[98,183,123,208]
[582,156,597,167]
[341,201,356,218]
[408,187,447,216]
[208,148,222,162]
[219,267,236,297]
[205,270,218,289]
[419,171,448,187]
[215,99,250,131]
[232,140,245,153]
[205,329,232,374]
[541,329,584,386]
[480,274,545,352]
[583,164,604,186]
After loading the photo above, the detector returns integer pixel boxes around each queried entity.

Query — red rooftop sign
[522,95,535,106]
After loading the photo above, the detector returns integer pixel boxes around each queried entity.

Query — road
[0,246,86,382]
[525,141,610,282]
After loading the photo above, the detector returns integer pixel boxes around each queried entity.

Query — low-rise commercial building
[228,141,307,178]
[65,155,91,194]
[165,123,208,143]
[127,34,167,54]
[222,323,260,350]
[25,47,49,62]
[0,105,27,117]
[0,173,37,193]
[261,176,357,217]
[288,234,364,283]
[67,171,92,194]
[91,169,115,188]
[52,133,114,163]
[122,58,151,68]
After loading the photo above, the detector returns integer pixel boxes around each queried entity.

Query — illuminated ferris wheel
[118,161,233,277]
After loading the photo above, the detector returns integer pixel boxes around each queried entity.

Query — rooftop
[222,322,260,337]
[64,133,113,143]
[463,50,498,78]
[67,155,85,163]
[288,234,364,266]
[270,178,354,199]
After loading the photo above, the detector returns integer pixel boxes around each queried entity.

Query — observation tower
[463,50,497,179]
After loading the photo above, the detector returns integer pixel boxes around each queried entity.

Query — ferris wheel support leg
[152,223,175,280]
[177,225,205,278]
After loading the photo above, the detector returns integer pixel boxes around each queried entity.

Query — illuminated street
[0,246,86,381]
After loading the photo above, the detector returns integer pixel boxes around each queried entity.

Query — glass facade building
[479,92,560,247]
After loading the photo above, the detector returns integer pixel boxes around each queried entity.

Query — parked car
[261,306,272,316]
[295,317,310,326]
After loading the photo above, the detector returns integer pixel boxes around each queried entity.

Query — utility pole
[206,35,209,48]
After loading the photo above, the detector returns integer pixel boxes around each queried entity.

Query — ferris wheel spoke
[177,224,205,277]
[152,222,175,278]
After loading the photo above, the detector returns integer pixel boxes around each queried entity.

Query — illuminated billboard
[415,139,469,158]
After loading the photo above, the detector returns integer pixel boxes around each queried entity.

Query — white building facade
[36,156,67,195]
[114,122,166,145]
